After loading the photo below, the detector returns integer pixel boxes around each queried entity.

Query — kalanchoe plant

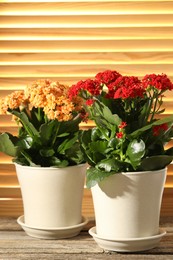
[69,70,173,188]
[0,79,85,167]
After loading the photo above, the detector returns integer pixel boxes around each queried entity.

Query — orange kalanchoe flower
[0,90,27,114]
[44,95,75,121]
[24,79,75,121]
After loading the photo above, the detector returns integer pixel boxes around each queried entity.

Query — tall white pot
[15,163,86,229]
[91,168,166,239]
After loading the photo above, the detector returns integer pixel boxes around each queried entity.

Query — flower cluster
[69,70,173,127]
[0,79,85,167]
[1,80,77,122]
[69,70,173,100]
[0,91,26,114]
[68,70,173,188]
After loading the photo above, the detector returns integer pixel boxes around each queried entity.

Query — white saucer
[17,215,88,240]
[89,226,166,252]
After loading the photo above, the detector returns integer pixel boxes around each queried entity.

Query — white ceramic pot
[15,163,86,229]
[91,168,166,239]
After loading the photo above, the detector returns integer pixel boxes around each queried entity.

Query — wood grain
[1,28,173,40]
[1,2,173,15]
[0,217,172,259]
[1,14,173,28]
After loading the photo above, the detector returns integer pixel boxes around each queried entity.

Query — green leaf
[86,167,113,188]
[91,128,105,141]
[94,116,112,130]
[20,151,38,166]
[40,148,55,157]
[57,134,78,154]
[108,138,118,149]
[57,133,70,137]
[0,133,18,157]
[89,141,108,154]
[40,120,59,145]
[58,115,81,135]
[94,100,121,126]
[10,110,39,139]
[81,147,96,166]
[126,139,145,169]
[49,157,69,167]
[96,158,122,172]
[65,143,84,164]
[17,136,33,149]
[139,155,173,171]
[130,115,173,138]
[79,129,92,149]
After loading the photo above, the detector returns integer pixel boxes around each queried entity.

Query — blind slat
[1,15,173,28]
[1,52,173,65]
[1,2,173,15]
[1,28,173,40]
[1,64,173,78]
[1,40,173,53]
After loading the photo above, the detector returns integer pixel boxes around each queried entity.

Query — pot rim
[14,162,87,171]
[114,168,167,176]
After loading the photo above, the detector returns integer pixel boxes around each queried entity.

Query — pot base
[89,226,166,252]
[17,215,88,239]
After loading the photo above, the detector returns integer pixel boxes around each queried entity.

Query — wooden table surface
[0,217,173,260]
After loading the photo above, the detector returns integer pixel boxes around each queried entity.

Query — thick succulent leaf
[91,127,108,141]
[10,110,39,138]
[40,120,59,145]
[19,151,38,166]
[65,143,84,164]
[39,148,55,157]
[94,100,121,126]
[130,115,173,138]
[79,129,92,149]
[108,138,118,149]
[57,134,78,154]
[49,157,69,167]
[81,147,96,166]
[86,167,113,188]
[94,116,112,130]
[17,136,33,149]
[58,115,81,134]
[0,133,18,157]
[126,139,145,169]
[139,155,173,171]
[89,141,108,154]
[96,158,123,172]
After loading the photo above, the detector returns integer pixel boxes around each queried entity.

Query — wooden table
[0,217,173,260]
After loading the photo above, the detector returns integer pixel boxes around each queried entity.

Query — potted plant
[0,79,87,239]
[68,70,173,251]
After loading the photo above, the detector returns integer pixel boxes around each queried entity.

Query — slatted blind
[0,0,173,217]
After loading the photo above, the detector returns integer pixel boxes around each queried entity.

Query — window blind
[0,0,173,217]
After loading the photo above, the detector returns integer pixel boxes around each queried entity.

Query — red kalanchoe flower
[95,70,121,85]
[119,122,127,129]
[113,76,145,99]
[68,79,101,100]
[83,79,101,95]
[153,123,169,136]
[116,132,124,138]
[86,99,95,106]
[142,73,173,91]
